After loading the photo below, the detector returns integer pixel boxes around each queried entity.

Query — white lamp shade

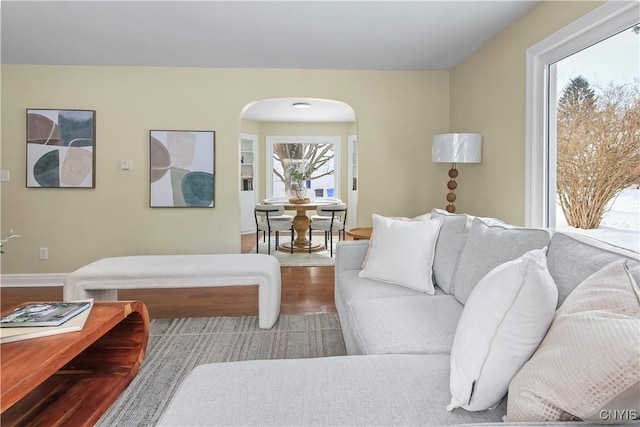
[432,133,482,163]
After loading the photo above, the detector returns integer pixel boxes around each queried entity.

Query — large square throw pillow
[507,259,640,423]
[361,213,431,269]
[447,248,558,412]
[358,214,442,294]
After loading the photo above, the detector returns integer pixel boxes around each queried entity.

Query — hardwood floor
[1,234,338,319]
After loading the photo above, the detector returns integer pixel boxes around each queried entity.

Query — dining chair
[308,203,347,256]
[254,204,294,254]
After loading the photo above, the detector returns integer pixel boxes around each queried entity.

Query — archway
[239,98,358,233]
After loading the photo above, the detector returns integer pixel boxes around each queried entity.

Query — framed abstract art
[26,109,96,188]
[149,130,215,208]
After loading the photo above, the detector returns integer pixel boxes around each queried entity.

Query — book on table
[0,300,94,344]
[0,301,91,327]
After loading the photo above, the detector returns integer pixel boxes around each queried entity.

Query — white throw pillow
[361,213,432,269]
[507,259,640,423]
[447,248,558,412]
[358,214,442,294]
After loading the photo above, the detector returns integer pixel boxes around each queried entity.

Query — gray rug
[97,314,346,426]
[252,235,339,266]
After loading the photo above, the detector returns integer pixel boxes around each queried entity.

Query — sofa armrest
[335,240,370,274]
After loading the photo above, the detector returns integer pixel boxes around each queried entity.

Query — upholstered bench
[63,254,281,329]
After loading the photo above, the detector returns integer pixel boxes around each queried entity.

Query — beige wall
[449,1,604,225]
[1,66,448,274]
[240,119,261,136]
[2,1,605,274]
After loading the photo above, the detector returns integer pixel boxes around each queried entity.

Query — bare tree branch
[271,141,336,196]
[556,77,640,228]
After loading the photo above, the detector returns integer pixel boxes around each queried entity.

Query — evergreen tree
[558,75,596,124]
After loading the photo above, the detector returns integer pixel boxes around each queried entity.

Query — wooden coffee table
[1,300,149,427]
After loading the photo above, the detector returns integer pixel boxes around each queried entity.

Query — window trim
[524,0,639,227]
[265,135,341,200]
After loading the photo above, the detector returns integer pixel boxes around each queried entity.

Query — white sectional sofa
[159,209,640,426]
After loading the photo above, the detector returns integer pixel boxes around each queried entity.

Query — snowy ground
[556,186,640,253]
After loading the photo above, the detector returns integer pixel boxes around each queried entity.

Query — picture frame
[149,130,215,208]
[26,109,96,188]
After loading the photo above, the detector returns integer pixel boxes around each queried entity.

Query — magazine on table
[0,299,94,344]
[0,301,92,327]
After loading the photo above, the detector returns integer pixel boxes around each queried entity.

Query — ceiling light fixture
[292,102,311,109]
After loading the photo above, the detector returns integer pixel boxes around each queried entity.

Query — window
[265,135,341,200]
[553,29,639,239]
[525,1,639,250]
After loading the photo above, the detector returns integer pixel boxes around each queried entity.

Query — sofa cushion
[547,231,640,307]
[158,354,507,426]
[335,270,436,355]
[349,294,463,354]
[430,210,471,294]
[507,260,640,423]
[337,270,430,306]
[448,248,558,412]
[359,214,442,294]
[335,270,448,355]
[451,218,552,304]
[430,210,508,295]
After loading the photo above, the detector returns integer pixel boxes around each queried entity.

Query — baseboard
[0,273,66,287]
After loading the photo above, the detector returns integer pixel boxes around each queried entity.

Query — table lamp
[432,133,482,213]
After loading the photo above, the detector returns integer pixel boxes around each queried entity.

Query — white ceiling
[1,0,538,122]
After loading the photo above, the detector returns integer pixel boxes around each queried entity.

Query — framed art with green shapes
[149,130,215,207]
[26,109,96,188]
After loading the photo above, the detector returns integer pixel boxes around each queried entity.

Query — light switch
[1,170,9,182]
[120,160,132,170]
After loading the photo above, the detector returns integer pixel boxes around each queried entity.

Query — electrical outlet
[1,170,9,182]
[120,160,132,170]
[39,247,48,260]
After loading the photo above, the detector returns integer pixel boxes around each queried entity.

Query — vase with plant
[289,168,307,200]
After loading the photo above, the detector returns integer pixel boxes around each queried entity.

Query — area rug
[251,235,339,266]
[96,314,346,426]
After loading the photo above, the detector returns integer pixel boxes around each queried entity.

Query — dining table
[265,198,339,252]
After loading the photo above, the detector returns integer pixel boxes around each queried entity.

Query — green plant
[0,230,21,254]
[288,166,309,191]
[289,169,305,183]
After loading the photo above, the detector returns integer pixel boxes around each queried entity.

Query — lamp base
[445,165,458,213]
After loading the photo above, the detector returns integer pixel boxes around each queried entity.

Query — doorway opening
[239,98,358,234]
